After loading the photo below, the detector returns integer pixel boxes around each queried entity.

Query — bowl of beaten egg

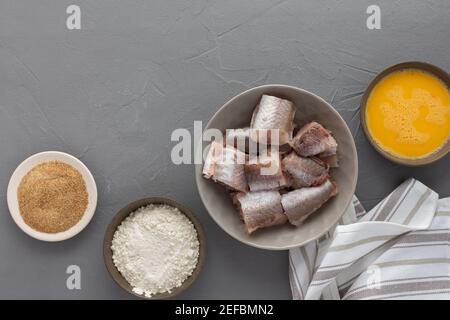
[361,61,450,166]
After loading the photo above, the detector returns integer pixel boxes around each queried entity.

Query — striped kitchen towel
[289,178,450,300]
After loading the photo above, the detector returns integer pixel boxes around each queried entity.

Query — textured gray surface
[0,0,448,299]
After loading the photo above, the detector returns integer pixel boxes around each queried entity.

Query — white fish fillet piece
[250,95,296,145]
[290,122,337,157]
[202,141,248,192]
[233,190,287,234]
[202,141,220,179]
[245,152,290,191]
[282,152,329,188]
[281,180,338,226]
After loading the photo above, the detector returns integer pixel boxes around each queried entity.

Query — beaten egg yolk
[365,69,450,159]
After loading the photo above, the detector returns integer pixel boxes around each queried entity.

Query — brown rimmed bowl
[360,61,450,166]
[103,197,206,299]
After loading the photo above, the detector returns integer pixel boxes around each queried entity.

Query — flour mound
[111,204,200,297]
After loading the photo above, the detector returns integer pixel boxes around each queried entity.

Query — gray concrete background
[0,0,448,299]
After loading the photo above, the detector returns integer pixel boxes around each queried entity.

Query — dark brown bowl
[103,197,206,300]
[360,61,450,166]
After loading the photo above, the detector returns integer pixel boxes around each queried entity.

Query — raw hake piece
[202,141,248,192]
[202,141,220,179]
[213,146,248,192]
[233,191,287,234]
[250,95,296,145]
[245,152,290,191]
[282,152,329,188]
[290,122,337,157]
[225,127,256,154]
[281,180,338,226]
[319,154,339,168]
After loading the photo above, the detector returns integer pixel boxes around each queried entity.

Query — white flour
[111,204,200,297]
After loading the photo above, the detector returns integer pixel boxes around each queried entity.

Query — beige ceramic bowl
[103,197,206,299]
[195,84,358,250]
[361,61,450,166]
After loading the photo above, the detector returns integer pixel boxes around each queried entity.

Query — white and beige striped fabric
[289,178,450,300]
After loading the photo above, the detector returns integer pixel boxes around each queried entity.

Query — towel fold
[289,178,450,300]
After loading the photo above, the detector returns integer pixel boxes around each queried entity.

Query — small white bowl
[7,151,98,242]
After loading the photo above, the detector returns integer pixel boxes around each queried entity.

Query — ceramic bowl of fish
[195,84,358,250]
